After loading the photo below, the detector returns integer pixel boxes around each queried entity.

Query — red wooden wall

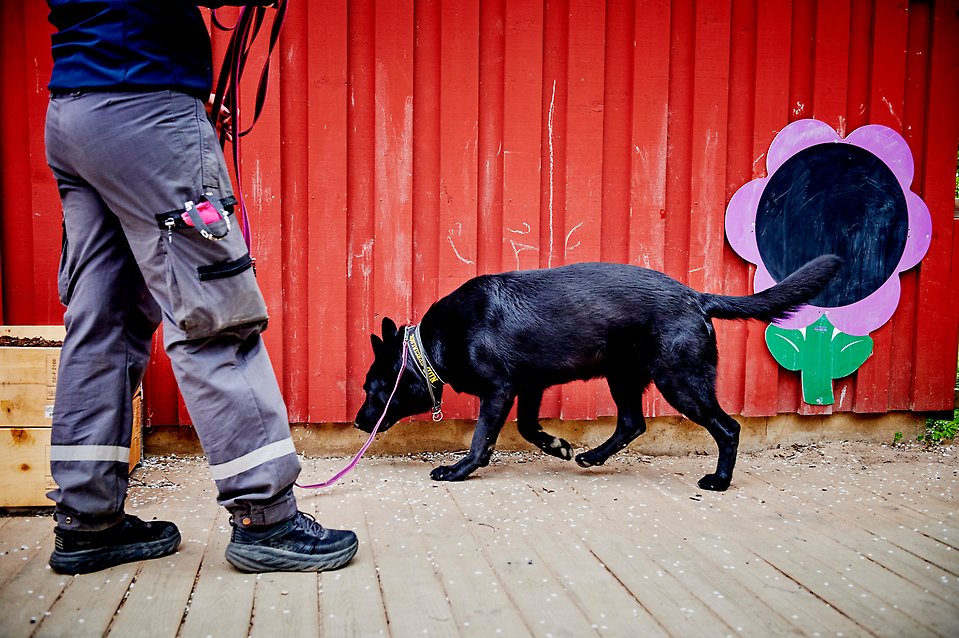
[2,0,957,428]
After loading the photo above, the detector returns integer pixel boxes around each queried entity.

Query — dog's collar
[405,324,444,421]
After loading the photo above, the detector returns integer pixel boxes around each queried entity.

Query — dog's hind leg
[516,388,574,461]
[575,373,648,468]
[430,387,516,481]
[655,372,740,491]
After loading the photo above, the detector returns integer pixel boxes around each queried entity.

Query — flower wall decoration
[725,119,932,405]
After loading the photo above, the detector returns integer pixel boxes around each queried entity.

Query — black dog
[356,255,840,491]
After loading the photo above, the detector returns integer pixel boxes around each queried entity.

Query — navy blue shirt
[47,1,271,98]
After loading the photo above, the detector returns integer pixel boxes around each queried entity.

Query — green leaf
[830,332,874,379]
[765,325,804,371]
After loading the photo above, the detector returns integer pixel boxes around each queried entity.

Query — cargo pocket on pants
[161,222,268,340]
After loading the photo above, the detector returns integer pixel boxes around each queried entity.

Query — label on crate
[46,354,59,389]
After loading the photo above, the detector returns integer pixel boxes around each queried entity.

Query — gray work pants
[44,90,301,531]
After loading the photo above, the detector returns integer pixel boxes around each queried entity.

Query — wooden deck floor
[0,441,956,637]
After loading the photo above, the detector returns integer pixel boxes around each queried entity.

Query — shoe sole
[49,531,182,575]
[225,537,359,573]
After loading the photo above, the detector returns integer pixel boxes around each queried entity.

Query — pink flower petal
[767,119,840,176]
[724,179,765,262]
[846,125,914,189]
[899,191,932,271]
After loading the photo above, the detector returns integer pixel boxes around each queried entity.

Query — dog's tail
[700,255,842,322]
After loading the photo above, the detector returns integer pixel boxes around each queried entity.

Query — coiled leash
[209,0,288,253]
[295,338,410,489]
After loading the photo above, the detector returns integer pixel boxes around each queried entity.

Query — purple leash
[295,340,409,489]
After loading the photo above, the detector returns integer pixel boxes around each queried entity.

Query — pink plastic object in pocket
[181,200,223,227]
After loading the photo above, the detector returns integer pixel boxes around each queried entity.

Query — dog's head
[355,317,437,433]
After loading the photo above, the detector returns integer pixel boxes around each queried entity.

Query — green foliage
[920,410,958,445]
[918,350,957,446]
[893,431,903,444]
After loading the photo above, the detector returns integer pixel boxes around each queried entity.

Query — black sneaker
[49,515,181,575]
[225,511,358,573]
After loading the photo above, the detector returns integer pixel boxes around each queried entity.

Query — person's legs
[45,90,355,572]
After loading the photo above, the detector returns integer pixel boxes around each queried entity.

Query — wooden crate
[0,326,64,427]
[0,326,142,507]
[0,427,58,507]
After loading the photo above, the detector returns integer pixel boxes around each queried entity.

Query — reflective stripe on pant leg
[208,439,296,481]
[50,446,131,463]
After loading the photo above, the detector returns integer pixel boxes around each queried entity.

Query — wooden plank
[277,0,311,423]
[517,488,670,636]
[107,459,221,638]
[177,508,257,638]
[630,0,671,417]
[0,347,59,427]
[561,0,605,422]
[442,473,601,636]
[0,428,56,507]
[26,0,62,327]
[801,0,856,417]
[737,470,959,634]
[651,475,940,636]
[535,0,570,421]
[662,0,694,287]
[412,0,443,316]
[502,0,544,274]
[599,0,634,267]
[717,0,756,418]
[743,0,791,416]
[910,0,959,411]
[389,463,531,636]
[854,0,909,413]
[691,0,737,414]
[0,516,52,590]
[305,0,349,423]
[0,1,33,323]
[35,566,137,638]
[0,534,72,638]
[531,471,741,636]
[250,572,320,638]
[687,0,730,297]
[356,459,458,636]
[373,0,415,324]
[477,0,505,275]
[438,0,479,421]
[345,0,378,419]
[295,460,389,637]
[541,467,843,637]
[775,0,819,415]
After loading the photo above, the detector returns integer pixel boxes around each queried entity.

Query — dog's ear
[370,334,387,359]
[381,317,398,341]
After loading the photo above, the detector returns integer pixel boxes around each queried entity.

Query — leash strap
[209,0,288,253]
[294,338,409,489]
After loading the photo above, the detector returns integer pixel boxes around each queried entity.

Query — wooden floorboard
[0,441,955,637]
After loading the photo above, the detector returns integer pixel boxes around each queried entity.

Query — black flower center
[756,143,908,308]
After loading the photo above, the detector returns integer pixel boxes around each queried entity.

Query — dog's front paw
[430,465,470,482]
[697,473,731,491]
